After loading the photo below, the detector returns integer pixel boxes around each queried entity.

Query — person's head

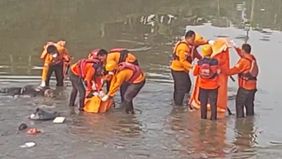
[184,30,196,45]
[96,49,108,62]
[201,44,213,57]
[241,43,251,54]
[105,60,117,72]
[46,45,58,55]
[88,49,108,62]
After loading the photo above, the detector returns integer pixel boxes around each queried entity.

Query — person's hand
[101,94,109,102]
[99,91,105,97]
[108,71,114,75]
[93,91,99,96]
[208,40,215,45]
[229,40,237,48]
[91,83,97,90]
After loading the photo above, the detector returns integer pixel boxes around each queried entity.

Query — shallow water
[1,0,282,158]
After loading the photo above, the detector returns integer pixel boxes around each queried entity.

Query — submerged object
[53,117,66,124]
[20,142,36,148]
[29,108,58,120]
[26,128,41,135]
[18,123,28,131]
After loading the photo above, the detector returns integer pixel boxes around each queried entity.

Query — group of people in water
[37,41,145,114]
[0,30,258,120]
[170,30,258,120]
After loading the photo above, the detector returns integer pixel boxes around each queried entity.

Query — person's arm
[84,68,95,91]
[108,72,127,97]
[192,47,202,60]
[226,59,247,76]
[177,44,193,71]
[62,48,71,62]
[40,49,48,60]
[234,47,244,58]
[193,64,200,76]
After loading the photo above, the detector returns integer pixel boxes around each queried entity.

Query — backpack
[198,58,218,79]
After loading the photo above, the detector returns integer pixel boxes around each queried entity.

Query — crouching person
[102,61,145,114]
[193,44,220,120]
[68,57,105,111]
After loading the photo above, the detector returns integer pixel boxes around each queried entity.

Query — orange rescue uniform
[40,41,70,81]
[226,53,257,90]
[70,62,96,91]
[108,69,145,97]
[170,41,193,72]
[106,51,137,64]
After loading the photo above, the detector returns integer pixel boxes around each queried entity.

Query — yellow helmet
[201,44,213,57]
[194,32,208,46]
[194,32,203,42]
[105,61,117,72]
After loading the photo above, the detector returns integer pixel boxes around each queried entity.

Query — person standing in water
[193,44,220,120]
[170,30,209,106]
[227,43,259,118]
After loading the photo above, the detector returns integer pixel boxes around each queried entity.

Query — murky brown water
[1,0,282,158]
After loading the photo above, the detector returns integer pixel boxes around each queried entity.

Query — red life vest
[239,56,258,81]
[198,57,218,79]
[172,41,193,63]
[77,59,103,78]
[118,62,143,83]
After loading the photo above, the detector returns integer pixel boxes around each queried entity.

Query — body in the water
[0,85,54,97]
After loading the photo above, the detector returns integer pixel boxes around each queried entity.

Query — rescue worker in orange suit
[101,61,145,114]
[40,41,70,88]
[193,45,220,120]
[226,43,258,118]
[69,51,107,110]
[106,48,139,103]
[170,30,209,106]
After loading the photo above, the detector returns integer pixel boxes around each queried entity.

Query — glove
[101,94,109,102]
[229,40,237,48]
[99,91,105,97]
[93,91,99,96]
[91,83,97,90]
[108,71,114,75]
[52,53,58,58]
[208,40,215,45]
[39,80,46,88]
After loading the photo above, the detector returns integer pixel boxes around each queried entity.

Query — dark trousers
[69,71,86,109]
[199,88,218,120]
[46,62,64,87]
[107,80,129,102]
[236,87,257,118]
[121,80,145,114]
[171,70,191,106]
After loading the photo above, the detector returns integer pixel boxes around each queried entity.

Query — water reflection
[165,110,228,158]
[232,117,257,158]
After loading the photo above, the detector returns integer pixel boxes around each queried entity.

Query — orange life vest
[172,41,193,63]
[77,59,103,78]
[238,56,258,90]
[117,62,143,83]
[238,56,258,81]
